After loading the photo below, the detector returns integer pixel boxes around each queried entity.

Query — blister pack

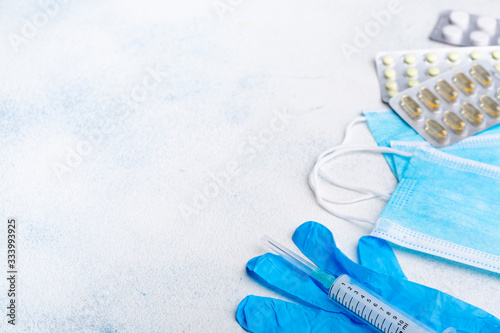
[388,60,500,147]
[375,46,500,103]
[430,10,500,46]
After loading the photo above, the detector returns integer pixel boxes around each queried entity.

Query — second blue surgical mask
[390,134,500,180]
[363,108,500,175]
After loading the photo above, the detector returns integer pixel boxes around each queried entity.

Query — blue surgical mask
[372,147,500,274]
[363,108,421,147]
[310,112,500,272]
[363,109,421,173]
[390,134,500,180]
[363,108,500,174]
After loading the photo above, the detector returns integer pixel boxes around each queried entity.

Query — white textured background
[0,0,499,331]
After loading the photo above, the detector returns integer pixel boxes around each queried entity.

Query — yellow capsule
[436,79,458,103]
[470,63,492,87]
[480,95,500,117]
[418,87,440,111]
[400,95,422,120]
[443,111,466,134]
[461,102,484,126]
[425,119,448,142]
[495,64,500,72]
[453,72,475,95]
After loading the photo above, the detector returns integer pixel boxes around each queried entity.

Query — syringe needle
[261,236,335,289]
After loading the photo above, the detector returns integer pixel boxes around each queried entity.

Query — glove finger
[357,236,406,280]
[246,253,340,312]
[293,222,406,279]
[236,295,376,333]
[292,221,401,291]
[292,221,364,277]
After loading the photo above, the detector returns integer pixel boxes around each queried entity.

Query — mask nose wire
[309,116,413,224]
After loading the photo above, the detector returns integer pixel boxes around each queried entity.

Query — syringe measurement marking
[333,283,412,333]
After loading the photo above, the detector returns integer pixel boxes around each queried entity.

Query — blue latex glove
[236,222,500,332]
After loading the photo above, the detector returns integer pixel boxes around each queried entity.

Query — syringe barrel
[329,275,437,333]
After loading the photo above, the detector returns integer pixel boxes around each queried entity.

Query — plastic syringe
[262,236,456,333]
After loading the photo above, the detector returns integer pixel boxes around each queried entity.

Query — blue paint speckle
[100,324,118,333]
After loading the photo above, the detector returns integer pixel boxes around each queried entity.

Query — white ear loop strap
[340,116,367,144]
[308,116,393,204]
[309,116,413,224]
[320,116,383,202]
[318,146,395,199]
[308,145,394,204]
[310,146,412,224]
